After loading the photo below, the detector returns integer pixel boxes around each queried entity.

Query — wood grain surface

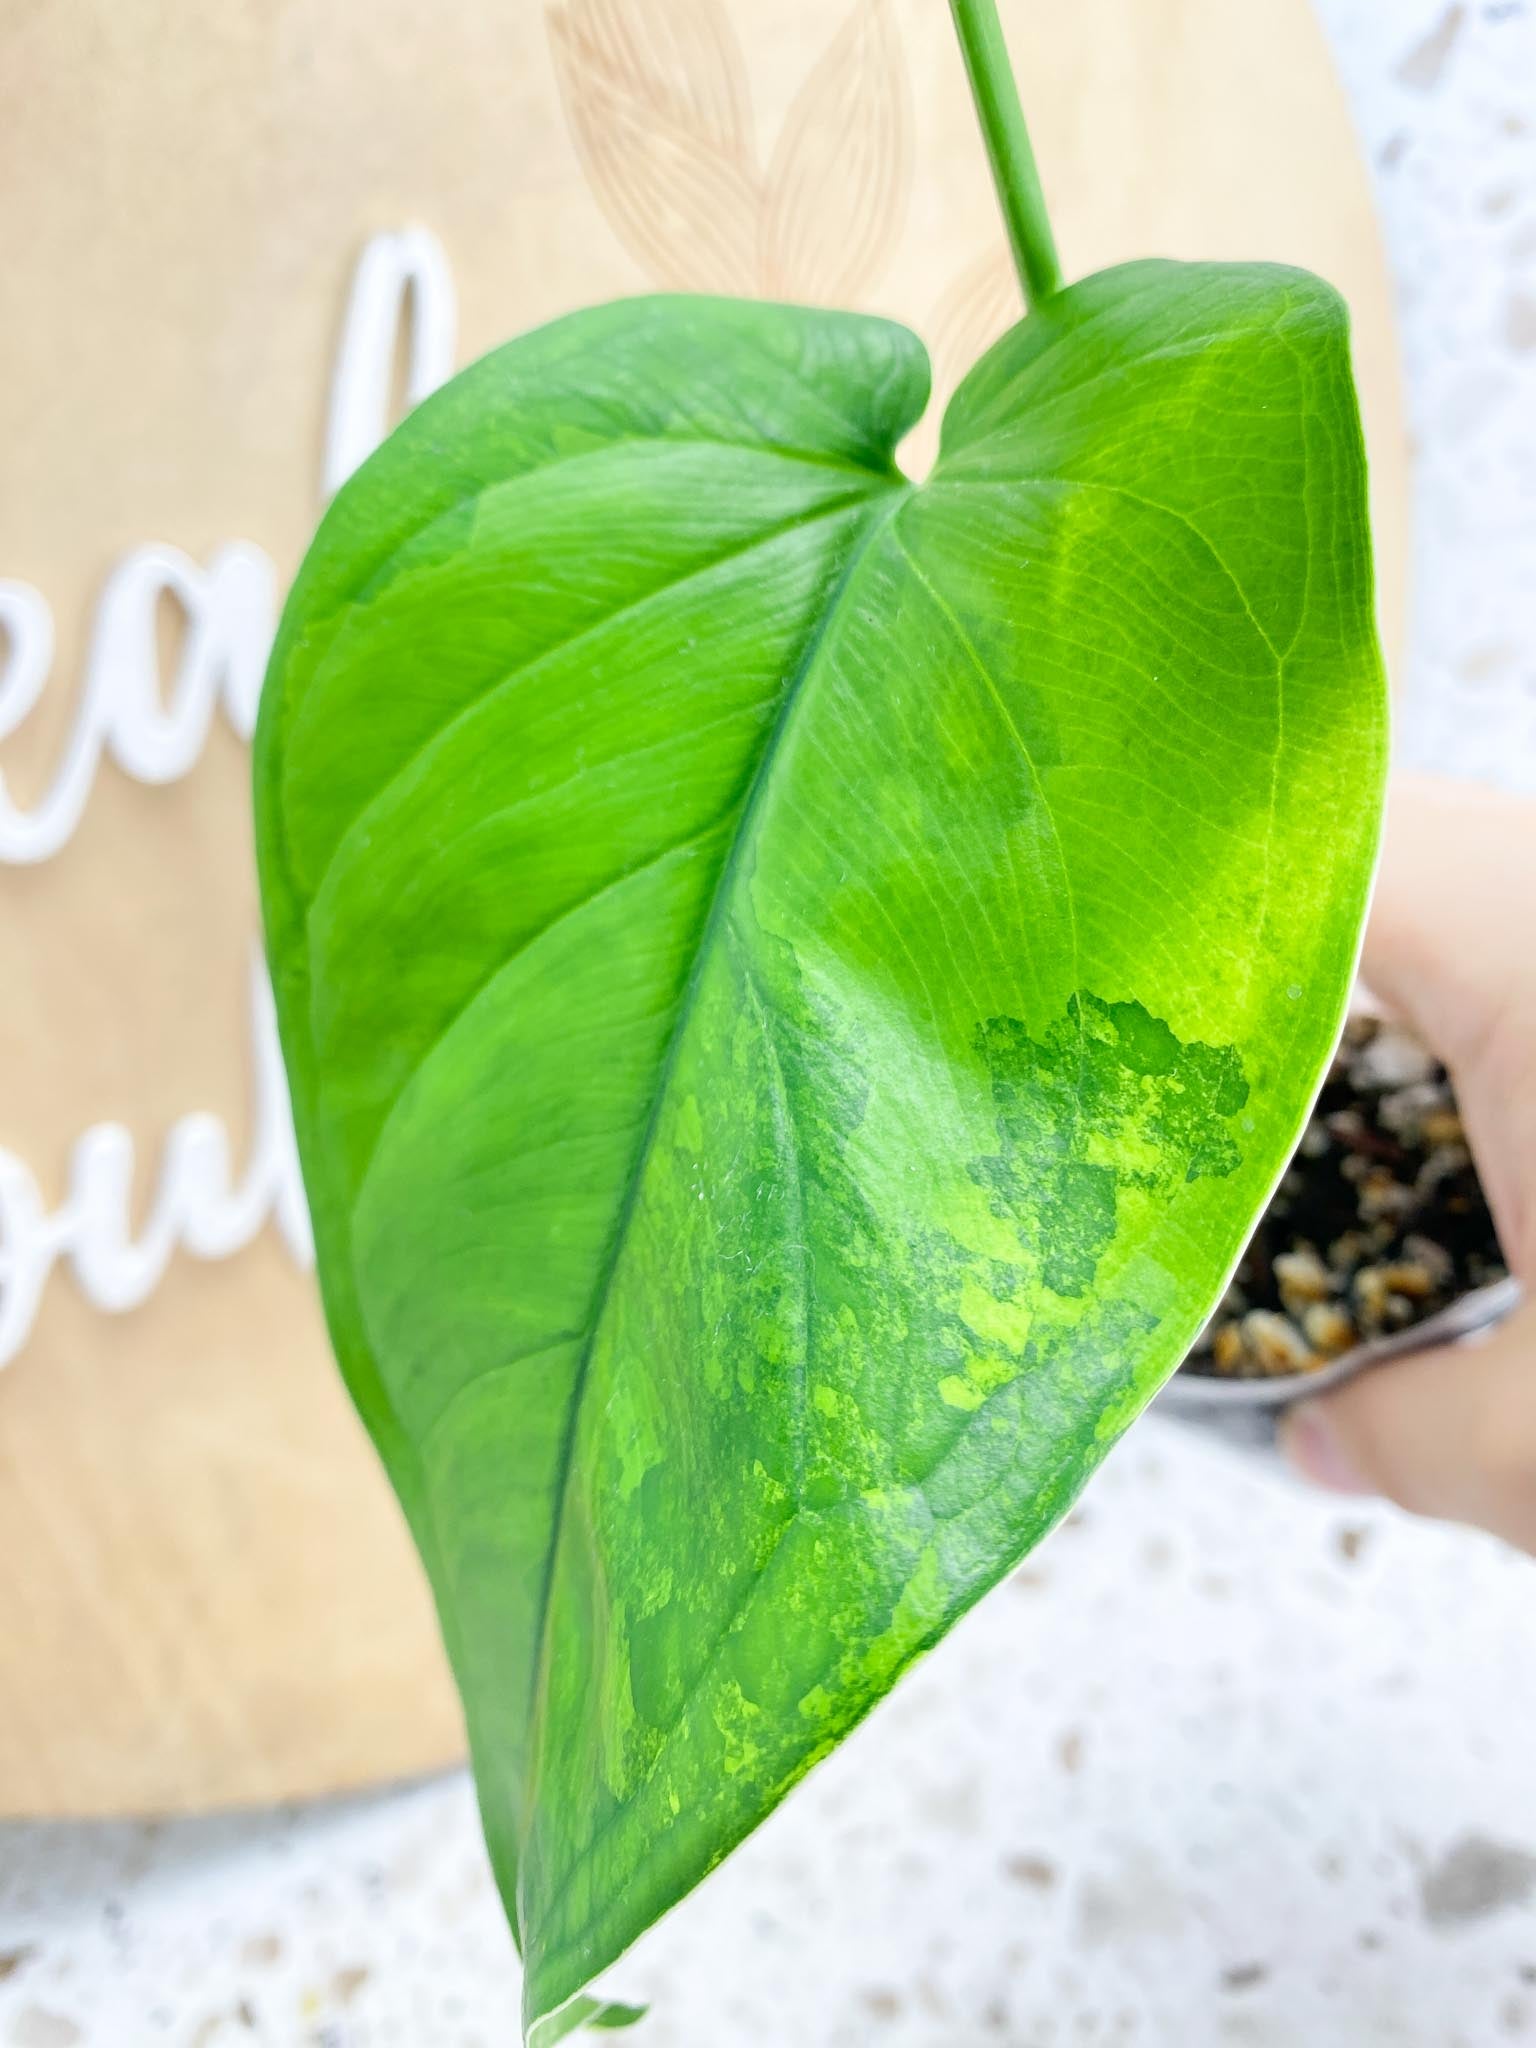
[0,0,1407,1816]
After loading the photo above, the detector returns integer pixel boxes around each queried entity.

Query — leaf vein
[305,491,880,908]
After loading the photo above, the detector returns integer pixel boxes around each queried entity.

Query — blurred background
[1,0,1534,2042]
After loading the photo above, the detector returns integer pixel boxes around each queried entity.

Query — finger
[1363,774,1536,1058]
[1279,1298,1536,1555]
[1361,775,1536,1271]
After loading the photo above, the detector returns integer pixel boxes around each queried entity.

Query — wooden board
[0,0,1408,1816]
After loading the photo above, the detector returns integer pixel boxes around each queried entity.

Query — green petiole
[948,0,1065,310]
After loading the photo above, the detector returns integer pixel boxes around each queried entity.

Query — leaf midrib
[515,473,911,1849]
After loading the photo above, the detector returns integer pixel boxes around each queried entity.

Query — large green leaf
[255,259,1386,2039]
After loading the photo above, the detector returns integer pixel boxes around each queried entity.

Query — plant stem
[947,0,1064,311]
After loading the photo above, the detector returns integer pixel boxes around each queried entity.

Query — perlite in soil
[1183,1016,1508,1382]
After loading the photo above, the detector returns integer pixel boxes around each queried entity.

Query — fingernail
[1281,1402,1372,1495]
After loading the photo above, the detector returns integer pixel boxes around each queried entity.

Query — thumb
[1361,774,1536,1272]
[1280,1297,1536,1554]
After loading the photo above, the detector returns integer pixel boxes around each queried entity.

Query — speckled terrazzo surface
[3,2,1536,2043]
[4,1434,1536,2047]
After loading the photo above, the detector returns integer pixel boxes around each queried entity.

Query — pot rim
[1160,1275,1522,1413]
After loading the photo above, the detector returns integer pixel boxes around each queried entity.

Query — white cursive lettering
[0,951,314,1369]
[323,226,457,497]
[0,544,278,866]
[0,228,456,1362]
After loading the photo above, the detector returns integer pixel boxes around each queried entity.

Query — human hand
[1280,774,1536,1554]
